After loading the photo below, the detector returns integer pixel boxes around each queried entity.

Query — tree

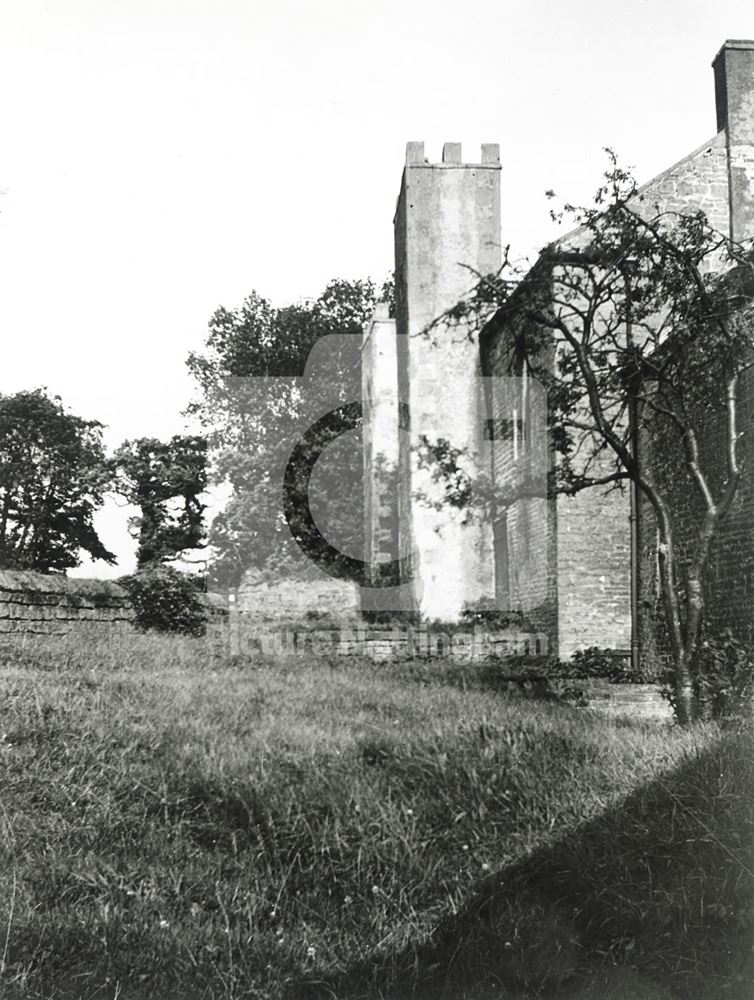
[0,388,115,572]
[111,435,208,569]
[424,156,754,724]
[186,277,391,589]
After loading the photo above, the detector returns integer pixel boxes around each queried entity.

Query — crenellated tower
[388,141,502,620]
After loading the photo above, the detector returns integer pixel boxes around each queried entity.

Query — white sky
[0,0,751,576]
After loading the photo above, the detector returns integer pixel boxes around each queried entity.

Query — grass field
[0,633,751,999]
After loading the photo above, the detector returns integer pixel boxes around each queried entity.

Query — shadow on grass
[291,722,754,1000]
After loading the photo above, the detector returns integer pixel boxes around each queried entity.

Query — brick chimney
[712,39,754,243]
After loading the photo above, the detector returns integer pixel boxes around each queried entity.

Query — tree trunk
[653,513,698,724]
[674,648,697,725]
[683,575,709,720]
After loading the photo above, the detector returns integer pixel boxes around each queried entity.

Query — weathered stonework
[392,142,502,621]
[237,571,361,626]
[229,621,549,662]
[361,303,402,606]
[0,571,134,635]
[636,132,730,236]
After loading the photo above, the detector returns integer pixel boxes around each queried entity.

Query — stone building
[240,40,753,662]
[362,39,754,660]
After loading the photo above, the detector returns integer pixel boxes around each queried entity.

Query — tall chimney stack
[712,39,754,243]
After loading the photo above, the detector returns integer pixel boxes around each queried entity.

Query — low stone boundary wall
[211,617,671,720]
[479,677,670,721]
[0,570,134,635]
[219,618,550,661]
[236,576,361,625]
[580,679,671,720]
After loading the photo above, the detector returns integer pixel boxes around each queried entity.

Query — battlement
[405,141,500,167]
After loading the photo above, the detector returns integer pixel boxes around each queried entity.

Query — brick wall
[639,352,754,667]
[479,123,737,662]
[550,129,742,660]
[482,299,632,659]
[0,571,134,635]
[482,313,559,646]
[704,365,754,641]
[556,488,632,658]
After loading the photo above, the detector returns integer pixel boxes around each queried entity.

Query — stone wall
[580,680,671,721]
[235,623,549,661]
[0,571,134,635]
[636,131,729,236]
[362,304,401,601]
[211,616,671,720]
[393,142,501,621]
[236,572,361,626]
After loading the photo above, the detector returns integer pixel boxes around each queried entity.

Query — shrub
[118,566,207,636]
[694,628,754,719]
[566,646,644,683]
[459,597,531,632]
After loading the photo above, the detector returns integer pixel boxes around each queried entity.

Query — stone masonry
[375,141,502,621]
[360,38,754,665]
[0,570,134,636]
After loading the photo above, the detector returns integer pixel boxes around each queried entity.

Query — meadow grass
[0,633,751,999]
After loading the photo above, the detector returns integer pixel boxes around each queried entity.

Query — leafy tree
[187,277,391,589]
[0,389,115,572]
[424,156,754,724]
[111,435,208,568]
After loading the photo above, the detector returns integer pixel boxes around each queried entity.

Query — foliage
[459,596,531,631]
[111,435,208,569]
[689,628,754,720]
[424,153,754,724]
[0,388,115,572]
[567,645,647,683]
[118,565,207,635]
[417,434,474,517]
[186,277,393,589]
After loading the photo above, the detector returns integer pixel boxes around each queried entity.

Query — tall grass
[0,633,750,999]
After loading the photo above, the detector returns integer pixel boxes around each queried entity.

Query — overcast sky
[1,0,751,576]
